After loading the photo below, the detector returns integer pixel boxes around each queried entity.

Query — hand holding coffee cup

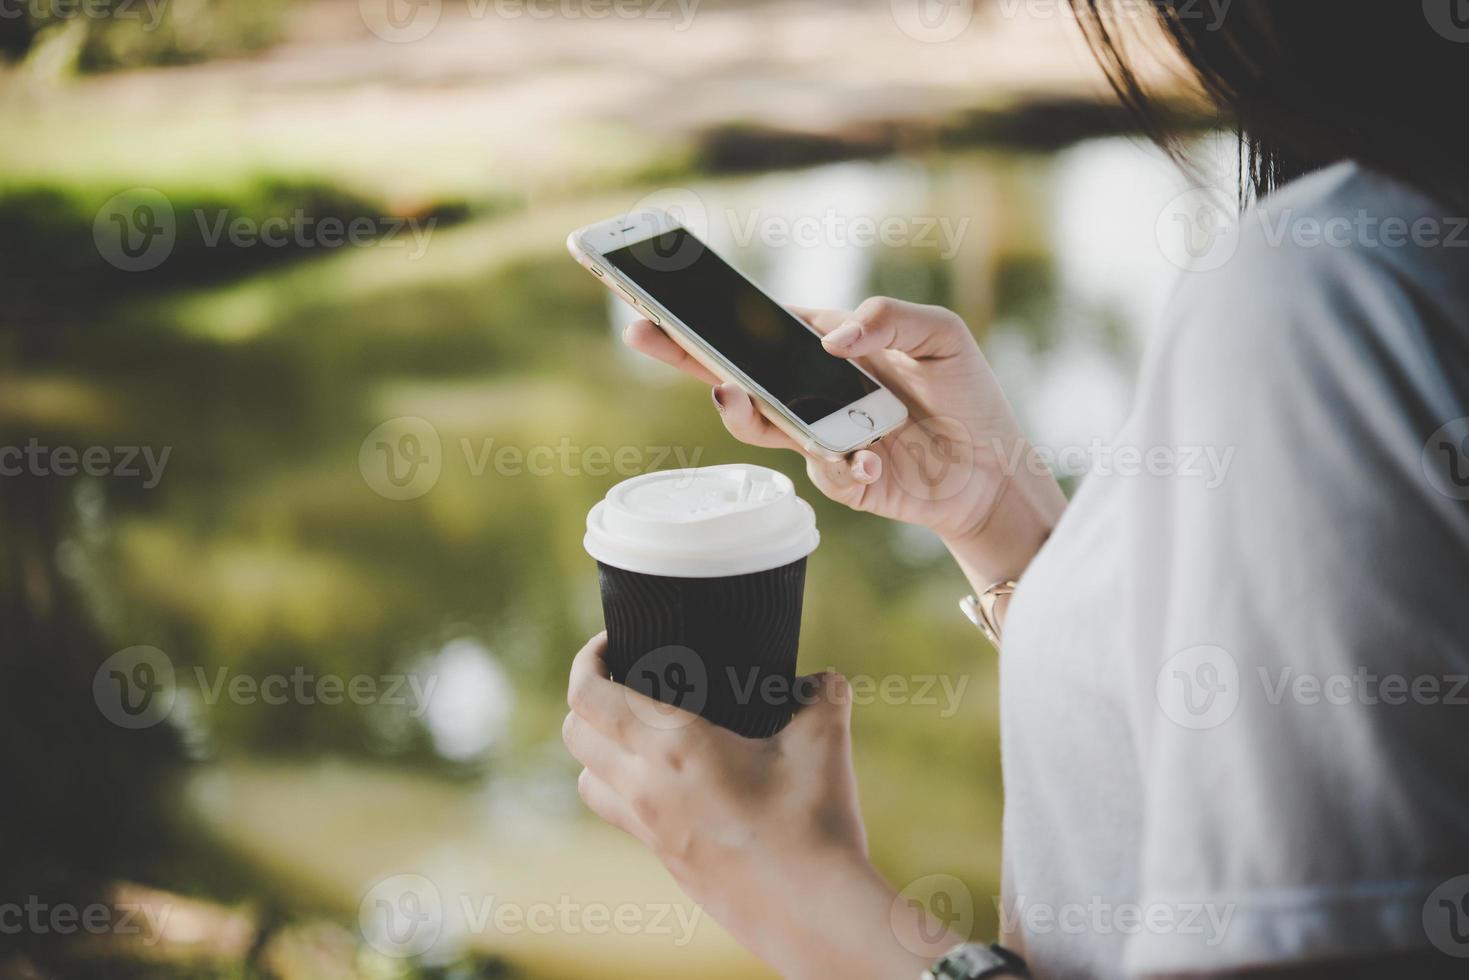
[584,464,819,738]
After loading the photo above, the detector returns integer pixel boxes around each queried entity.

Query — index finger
[622,319,722,385]
[568,633,633,741]
[567,632,710,744]
[789,306,852,334]
[790,304,884,381]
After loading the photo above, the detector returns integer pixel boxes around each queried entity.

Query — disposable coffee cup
[584,464,819,738]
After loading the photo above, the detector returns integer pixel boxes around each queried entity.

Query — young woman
[562,3,1469,977]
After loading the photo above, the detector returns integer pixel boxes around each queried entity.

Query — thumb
[784,671,853,747]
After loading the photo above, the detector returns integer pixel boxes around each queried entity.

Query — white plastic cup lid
[585,464,820,578]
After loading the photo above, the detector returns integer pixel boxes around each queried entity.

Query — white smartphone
[568,209,909,457]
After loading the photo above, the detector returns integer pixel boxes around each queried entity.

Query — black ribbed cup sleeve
[596,559,807,738]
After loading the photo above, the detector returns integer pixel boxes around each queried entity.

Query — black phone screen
[603,229,877,424]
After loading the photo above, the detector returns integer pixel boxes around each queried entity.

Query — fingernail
[711,385,728,413]
[823,320,863,349]
[852,455,874,481]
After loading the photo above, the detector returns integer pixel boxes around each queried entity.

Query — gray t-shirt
[1000,162,1469,977]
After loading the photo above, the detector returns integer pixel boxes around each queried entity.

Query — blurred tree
[0,0,290,73]
[0,469,185,967]
[0,8,39,60]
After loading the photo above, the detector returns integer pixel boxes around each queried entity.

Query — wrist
[942,470,1066,592]
[774,853,963,980]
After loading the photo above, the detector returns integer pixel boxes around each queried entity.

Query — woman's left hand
[561,632,961,980]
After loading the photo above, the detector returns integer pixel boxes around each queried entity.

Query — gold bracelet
[960,580,1017,649]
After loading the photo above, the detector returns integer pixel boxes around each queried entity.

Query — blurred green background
[0,1,1204,976]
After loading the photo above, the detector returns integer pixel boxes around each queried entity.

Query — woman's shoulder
[1245,160,1469,287]
[1151,161,1469,405]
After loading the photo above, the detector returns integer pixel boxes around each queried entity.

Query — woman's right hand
[623,296,1067,587]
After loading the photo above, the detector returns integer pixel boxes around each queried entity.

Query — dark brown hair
[1069,1,1469,207]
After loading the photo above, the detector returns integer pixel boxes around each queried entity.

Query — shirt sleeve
[1115,238,1469,975]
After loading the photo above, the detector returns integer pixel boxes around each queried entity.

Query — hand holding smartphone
[567,209,908,457]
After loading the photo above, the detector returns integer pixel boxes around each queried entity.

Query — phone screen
[603,229,877,424]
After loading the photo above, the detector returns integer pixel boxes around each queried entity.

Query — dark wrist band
[922,941,1031,980]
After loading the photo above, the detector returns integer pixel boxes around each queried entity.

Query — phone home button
[848,409,875,429]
